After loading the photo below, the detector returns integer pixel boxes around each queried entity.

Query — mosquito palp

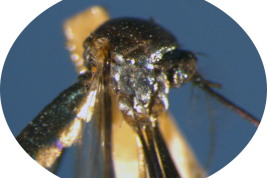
[191,73,260,127]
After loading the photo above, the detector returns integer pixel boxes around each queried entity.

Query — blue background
[1,0,266,177]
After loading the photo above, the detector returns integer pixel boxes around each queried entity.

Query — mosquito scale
[14,6,260,178]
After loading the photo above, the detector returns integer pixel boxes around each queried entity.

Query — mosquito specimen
[15,6,260,178]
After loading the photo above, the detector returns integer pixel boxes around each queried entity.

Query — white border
[0,1,266,178]
[0,1,61,178]
[206,1,267,178]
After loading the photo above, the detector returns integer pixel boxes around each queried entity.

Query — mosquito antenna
[191,73,260,127]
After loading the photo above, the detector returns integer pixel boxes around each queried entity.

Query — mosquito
[15,6,260,178]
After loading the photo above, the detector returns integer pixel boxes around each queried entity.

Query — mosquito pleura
[15,6,260,178]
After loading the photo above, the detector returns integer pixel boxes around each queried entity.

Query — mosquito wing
[16,72,99,172]
[74,69,115,178]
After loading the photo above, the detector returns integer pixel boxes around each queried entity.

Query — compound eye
[166,50,197,88]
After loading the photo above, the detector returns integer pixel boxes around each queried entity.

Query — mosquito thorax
[83,18,197,126]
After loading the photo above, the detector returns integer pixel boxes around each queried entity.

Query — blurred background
[1,0,266,177]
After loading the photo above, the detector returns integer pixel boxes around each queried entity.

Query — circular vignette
[0,1,266,178]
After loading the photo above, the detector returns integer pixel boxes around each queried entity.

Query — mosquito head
[160,49,197,88]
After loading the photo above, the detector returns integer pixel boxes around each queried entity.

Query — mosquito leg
[136,136,147,178]
[152,119,181,178]
[136,125,158,178]
[144,126,165,178]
